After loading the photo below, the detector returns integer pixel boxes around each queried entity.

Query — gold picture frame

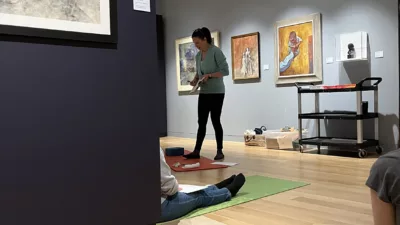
[175,31,220,92]
[274,13,322,85]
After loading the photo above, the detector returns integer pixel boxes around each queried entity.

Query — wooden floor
[160,136,378,225]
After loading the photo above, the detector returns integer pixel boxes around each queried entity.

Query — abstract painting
[231,32,260,80]
[274,13,322,84]
[175,31,220,92]
[0,0,117,43]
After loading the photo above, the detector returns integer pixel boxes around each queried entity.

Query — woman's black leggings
[194,93,225,152]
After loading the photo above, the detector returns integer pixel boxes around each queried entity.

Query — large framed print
[231,32,260,80]
[175,31,220,92]
[0,0,118,43]
[274,13,322,85]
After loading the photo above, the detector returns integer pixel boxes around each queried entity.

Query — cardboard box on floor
[264,130,304,150]
[244,134,266,147]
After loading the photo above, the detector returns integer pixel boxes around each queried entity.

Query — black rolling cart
[295,77,383,158]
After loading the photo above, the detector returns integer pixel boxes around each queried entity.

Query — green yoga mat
[159,175,309,224]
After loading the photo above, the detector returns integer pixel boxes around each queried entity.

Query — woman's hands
[190,74,214,86]
[202,74,211,83]
[189,79,197,86]
[189,76,199,86]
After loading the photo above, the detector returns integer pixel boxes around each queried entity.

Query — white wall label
[134,0,151,12]
[326,57,334,64]
[374,51,384,58]
[263,64,269,70]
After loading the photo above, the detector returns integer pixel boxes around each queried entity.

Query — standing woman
[184,27,230,160]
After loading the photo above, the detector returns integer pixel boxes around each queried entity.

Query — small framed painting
[231,32,260,80]
[274,13,322,85]
[175,31,220,92]
[0,0,118,43]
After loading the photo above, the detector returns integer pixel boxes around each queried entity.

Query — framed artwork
[0,0,117,43]
[231,32,260,80]
[175,31,220,92]
[274,13,322,84]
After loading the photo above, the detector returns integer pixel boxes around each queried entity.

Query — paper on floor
[211,162,239,167]
[182,162,200,169]
[179,184,210,194]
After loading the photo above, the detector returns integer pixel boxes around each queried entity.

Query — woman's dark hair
[192,27,212,44]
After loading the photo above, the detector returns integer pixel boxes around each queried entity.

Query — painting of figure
[0,0,101,23]
[274,13,322,84]
[175,32,220,92]
[231,32,260,80]
[278,24,313,75]
[0,0,116,43]
[178,42,199,86]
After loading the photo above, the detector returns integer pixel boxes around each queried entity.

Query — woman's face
[192,37,207,51]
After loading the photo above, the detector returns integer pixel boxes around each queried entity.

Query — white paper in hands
[179,184,210,193]
[190,77,206,94]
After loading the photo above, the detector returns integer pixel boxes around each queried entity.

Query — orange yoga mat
[165,150,228,172]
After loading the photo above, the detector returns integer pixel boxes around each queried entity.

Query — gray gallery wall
[158,0,399,151]
[0,1,161,224]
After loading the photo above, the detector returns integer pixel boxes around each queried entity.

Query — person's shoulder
[371,149,400,173]
[211,45,225,57]
[210,45,222,53]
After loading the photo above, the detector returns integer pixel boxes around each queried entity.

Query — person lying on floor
[159,147,246,222]
[366,149,400,225]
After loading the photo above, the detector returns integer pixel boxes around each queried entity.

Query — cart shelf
[296,77,381,94]
[300,137,379,148]
[297,86,376,93]
[295,77,383,158]
[299,112,378,120]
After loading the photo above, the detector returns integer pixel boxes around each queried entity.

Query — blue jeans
[159,185,231,222]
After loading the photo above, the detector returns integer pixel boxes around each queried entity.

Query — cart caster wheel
[376,146,383,155]
[358,149,368,158]
[299,145,304,153]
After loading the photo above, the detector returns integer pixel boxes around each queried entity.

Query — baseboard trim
[166,131,243,142]
[159,132,168,137]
